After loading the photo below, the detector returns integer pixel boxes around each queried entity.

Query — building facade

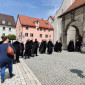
[53,0,75,44]
[59,0,85,49]
[16,15,54,44]
[0,13,16,41]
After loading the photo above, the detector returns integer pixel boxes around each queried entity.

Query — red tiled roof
[18,15,53,30]
[59,0,85,17]
[50,16,54,20]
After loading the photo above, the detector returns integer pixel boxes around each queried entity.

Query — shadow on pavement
[70,69,85,78]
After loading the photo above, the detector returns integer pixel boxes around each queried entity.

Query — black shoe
[1,80,4,83]
[17,61,20,63]
[10,74,15,78]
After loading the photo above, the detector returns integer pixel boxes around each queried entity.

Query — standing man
[75,40,81,52]
[32,39,39,57]
[47,40,53,54]
[20,43,24,58]
[13,40,20,63]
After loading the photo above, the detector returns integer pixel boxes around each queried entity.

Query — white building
[0,13,16,41]
[49,0,75,44]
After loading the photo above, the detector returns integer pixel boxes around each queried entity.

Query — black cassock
[43,41,47,53]
[47,41,53,54]
[68,41,74,52]
[56,42,62,52]
[31,41,39,56]
[24,41,30,58]
[54,41,58,52]
[75,41,81,51]
[39,42,44,54]
[20,43,24,57]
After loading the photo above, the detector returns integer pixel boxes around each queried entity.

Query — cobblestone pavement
[0,59,41,85]
[24,51,85,85]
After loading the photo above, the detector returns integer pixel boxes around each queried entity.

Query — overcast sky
[0,0,63,21]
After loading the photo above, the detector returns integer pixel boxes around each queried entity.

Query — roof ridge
[19,14,48,22]
[0,13,14,17]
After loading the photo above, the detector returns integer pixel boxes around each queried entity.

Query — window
[37,28,39,30]
[26,27,28,30]
[48,29,50,32]
[2,33,5,36]
[45,35,48,38]
[25,33,28,37]
[2,20,5,24]
[40,28,42,31]
[19,35,21,38]
[3,27,5,30]
[44,29,46,31]
[8,21,11,25]
[40,34,42,38]
[30,33,33,37]
[9,28,11,31]
[49,35,51,38]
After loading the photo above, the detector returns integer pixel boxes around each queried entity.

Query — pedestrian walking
[31,39,39,57]
[0,36,16,83]
[47,40,53,54]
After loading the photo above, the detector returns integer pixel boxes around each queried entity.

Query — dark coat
[20,43,24,56]
[47,41,53,54]
[54,42,58,52]
[31,41,39,54]
[24,41,30,56]
[13,41,20,53]
[75,41,81,51]
[68,41,74,52]
[56,43,62,52]
[0,43,15,68]
[39,42,44,53]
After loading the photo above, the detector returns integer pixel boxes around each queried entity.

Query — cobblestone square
[24,51,85,85]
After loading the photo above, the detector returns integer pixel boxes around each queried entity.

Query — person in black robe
[39,40,44,54]
[20,43,24,57]
[75,40,81,52]
[24,40,30,59]
[54,40,58,52]
[43,40,47,53]
[13,41,20,63]
[47,40,53,54]
[67,40,74,52]
[31,39,39,57]
[56,40,62,52]
[29,40,33,56]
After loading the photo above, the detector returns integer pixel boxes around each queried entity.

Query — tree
[7,34,16,42]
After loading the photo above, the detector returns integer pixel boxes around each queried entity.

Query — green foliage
[7,34,16,40]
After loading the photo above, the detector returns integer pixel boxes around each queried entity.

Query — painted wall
[16,17,54,44]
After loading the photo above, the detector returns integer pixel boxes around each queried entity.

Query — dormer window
[26,27,28,30]
[2,20,5,24]
[8,21,11,25]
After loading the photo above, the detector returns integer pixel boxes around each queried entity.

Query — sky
[0,0,63,21]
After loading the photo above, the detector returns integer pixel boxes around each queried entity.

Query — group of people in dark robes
[54,40,62,52]
[67,40,82,52]
[39,40,62,54]
[39,40,54,54]
[24,39,39,58]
